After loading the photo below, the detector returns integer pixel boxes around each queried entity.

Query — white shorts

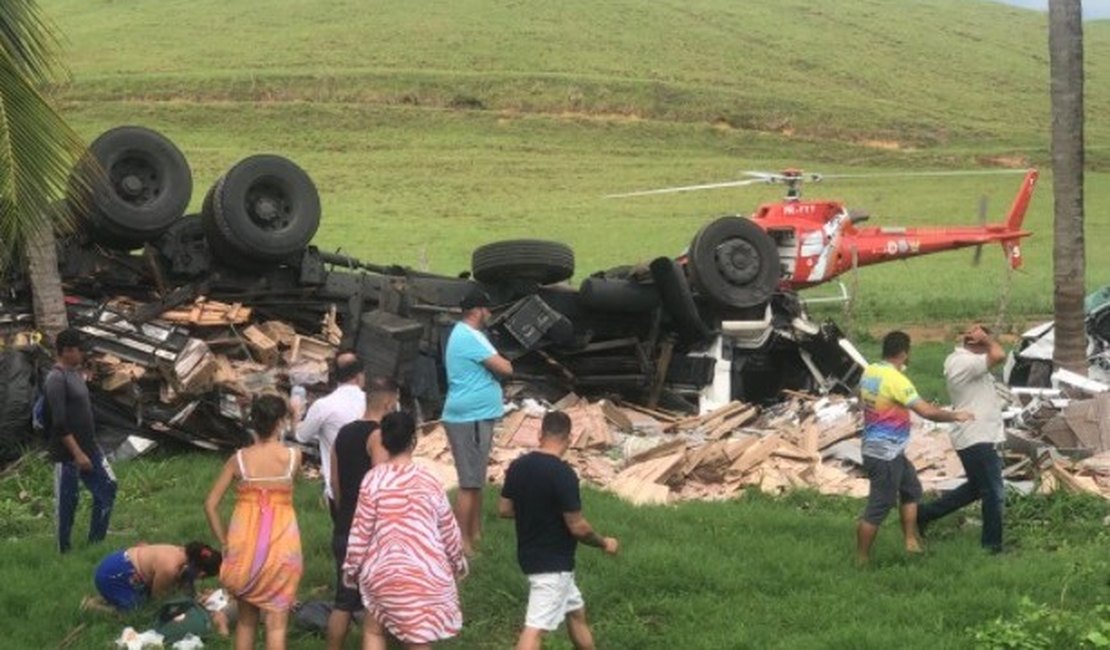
[525,572,585,631]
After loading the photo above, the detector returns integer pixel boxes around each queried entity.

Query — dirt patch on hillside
[860,139,903,150]
[976,155,1031,169]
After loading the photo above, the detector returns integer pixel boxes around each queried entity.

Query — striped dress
[343,462,467,644]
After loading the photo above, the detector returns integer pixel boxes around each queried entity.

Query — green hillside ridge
[44,0,1109,150]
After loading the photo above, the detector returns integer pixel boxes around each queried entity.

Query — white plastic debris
[115,627,164,650]
[1052,368,1110,395]
[171,634,204,650]
[813,397,853,424]
[519,398,548,417]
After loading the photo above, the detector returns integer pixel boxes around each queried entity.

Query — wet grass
[1,450,1107,649]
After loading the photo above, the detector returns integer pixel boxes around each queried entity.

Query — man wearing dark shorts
[443,287,513,555]
[855,331,972,565]
[325,377,398,650]
[500,411,619,650]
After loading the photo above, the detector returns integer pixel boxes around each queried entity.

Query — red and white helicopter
[610,168,1038,309]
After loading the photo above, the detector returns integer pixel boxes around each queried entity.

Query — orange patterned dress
[220,449,303,612]
[343,462,467,643]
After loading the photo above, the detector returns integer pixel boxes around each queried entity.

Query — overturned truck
[0,126,864,454]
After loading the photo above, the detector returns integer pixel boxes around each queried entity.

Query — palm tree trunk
[1048,0,1087,375]
[25,221,67,337]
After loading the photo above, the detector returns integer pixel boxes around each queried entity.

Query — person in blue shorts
[86,541,221,612]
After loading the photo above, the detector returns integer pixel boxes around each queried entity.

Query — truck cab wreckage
[1,126,865,455]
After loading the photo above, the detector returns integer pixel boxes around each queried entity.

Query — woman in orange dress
[343,411,468,649]
[205,395,303,650]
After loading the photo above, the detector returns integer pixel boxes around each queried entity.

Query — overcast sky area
[990,0,1110,19]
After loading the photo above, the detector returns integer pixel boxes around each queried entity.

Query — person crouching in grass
[499,410,619,650]
[83,541,222,613]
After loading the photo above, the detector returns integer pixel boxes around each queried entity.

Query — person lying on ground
[82,541,222,613]
[500,410,619,650]
[197,587,238,637]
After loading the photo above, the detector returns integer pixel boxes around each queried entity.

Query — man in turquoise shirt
[444,287,513,555]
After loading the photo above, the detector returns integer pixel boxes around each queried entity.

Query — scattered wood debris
[403,392,1110,505]
[161,298,251,326]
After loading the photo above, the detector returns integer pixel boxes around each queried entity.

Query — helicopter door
[766,228,797,280]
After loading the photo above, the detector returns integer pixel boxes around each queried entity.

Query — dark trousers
[55,451,118,553]
[918,442,1004,551]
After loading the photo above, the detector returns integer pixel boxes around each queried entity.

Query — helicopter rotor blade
[741,171,783,180]
[819,169,1031,180]
[604,178,769,198]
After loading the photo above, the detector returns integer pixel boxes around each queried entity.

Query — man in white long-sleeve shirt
[293,351,366,518]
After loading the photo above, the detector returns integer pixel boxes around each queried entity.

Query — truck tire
[472,240,574,285]
[70,126,192,248]
[687,216,780,308]
[203,155,320,262]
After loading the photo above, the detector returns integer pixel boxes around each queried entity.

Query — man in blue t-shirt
[500,411,619,650]
[444,287,513,555]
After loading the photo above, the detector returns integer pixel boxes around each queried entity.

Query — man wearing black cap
[45,328,117,553]
[444,287,513,555]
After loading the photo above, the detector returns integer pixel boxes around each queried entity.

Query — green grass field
[1,453,1107,649]
[38,0,1110,323]
[7,1,1110,647]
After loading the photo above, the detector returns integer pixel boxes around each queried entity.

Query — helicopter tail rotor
[972,195,988,266]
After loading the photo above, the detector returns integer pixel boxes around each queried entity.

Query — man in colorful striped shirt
[855,331,973,566]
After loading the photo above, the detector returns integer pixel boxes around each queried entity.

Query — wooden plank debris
[161,298,251,326]
[258,320,297,347]
[288,334,335,363]
[242,325,279,366]
[321,305,343,346]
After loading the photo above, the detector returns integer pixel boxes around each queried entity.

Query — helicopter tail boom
[997,169,1038,270]
[1004,169,1039,233]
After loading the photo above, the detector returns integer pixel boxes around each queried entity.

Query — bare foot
[905,539,925,554]
[855,554,869,568]
[80,595,117,614]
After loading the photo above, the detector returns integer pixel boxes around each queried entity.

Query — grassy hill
[38,0,1110,322]
[44,0,1110,148]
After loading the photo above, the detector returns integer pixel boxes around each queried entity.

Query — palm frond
[0,0,66,86]
[0,51,84,265]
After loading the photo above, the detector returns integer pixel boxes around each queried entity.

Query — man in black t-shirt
[324,376,399,650]
[46,328,117,554]
[500,410,619,650]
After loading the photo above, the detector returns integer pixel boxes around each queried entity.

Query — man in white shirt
[917,325,1007,553]
[293,351,366,518]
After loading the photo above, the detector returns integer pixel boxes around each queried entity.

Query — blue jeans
[918,442,1004,551]
[55,451,117,553]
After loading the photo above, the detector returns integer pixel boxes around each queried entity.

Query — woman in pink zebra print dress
[343,411,468,649]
